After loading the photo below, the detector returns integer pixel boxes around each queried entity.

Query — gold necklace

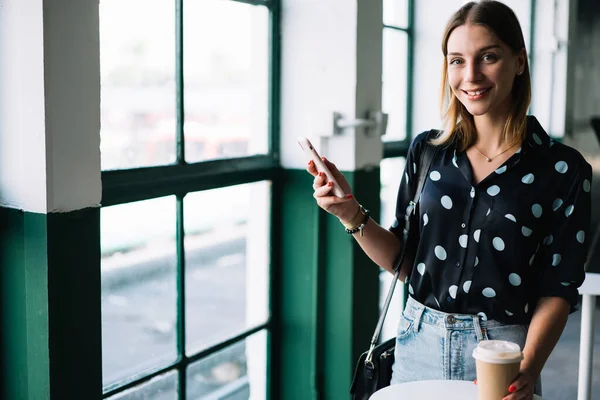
[474,142,520,163]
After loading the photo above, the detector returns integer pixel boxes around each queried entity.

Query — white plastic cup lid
[472,340,524,364]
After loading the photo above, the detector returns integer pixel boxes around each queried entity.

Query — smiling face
[446,24,525,120]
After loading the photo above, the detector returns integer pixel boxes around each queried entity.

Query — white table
[578,272,600,400]
[369,380,542,400]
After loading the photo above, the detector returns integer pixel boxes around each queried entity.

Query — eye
[482,53,498,62]
[449,58,463,65]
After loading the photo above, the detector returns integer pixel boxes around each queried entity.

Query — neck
[472,97,516,152]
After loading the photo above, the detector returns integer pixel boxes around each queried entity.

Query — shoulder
[547,140,593,180]
[409,129,445,156]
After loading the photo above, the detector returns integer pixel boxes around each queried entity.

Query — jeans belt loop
[412,304,425,333]
[473,315,486,342]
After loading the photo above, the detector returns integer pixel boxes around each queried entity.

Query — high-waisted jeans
[391,296,542,396]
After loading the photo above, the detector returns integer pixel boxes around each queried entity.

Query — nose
[465,62,482,82]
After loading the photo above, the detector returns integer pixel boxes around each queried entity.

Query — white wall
[43,0,102,212]
[0,0,101,213]
[279,0,383,171]
[412,0,532,137]
[0,0,48,212]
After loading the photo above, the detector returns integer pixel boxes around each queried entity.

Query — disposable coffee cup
[472,340,524,400]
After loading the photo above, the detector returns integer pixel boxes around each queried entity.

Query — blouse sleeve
[388,131,430,241]
[536,159,592,312]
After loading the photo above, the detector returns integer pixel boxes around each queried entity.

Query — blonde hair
[432,0,532,151]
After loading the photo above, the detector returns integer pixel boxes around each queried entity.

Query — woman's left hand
[502,369,537,400]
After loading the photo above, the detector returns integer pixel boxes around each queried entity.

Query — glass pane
[101,197,177,388]
[380,157,406,340]
[382,29,408,141]
[107,371,178,400]
[383,0,409,28]
[184,182,270,354]
[100,0,176,170]
[187,330,268,399]
[183,0,269,163]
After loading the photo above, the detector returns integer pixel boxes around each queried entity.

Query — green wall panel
[0,207,101,400]
[279,168,381,400]
[0,208,50,400]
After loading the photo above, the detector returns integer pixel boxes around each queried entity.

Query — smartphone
[297,137,346,197]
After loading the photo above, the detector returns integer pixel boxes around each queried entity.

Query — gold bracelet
[342,205,366,230]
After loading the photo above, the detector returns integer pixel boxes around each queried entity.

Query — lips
[463,88,491,96]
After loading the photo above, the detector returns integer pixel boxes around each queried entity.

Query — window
[382,0,411,142]
[379,0,412,340]
[99,0,279,398]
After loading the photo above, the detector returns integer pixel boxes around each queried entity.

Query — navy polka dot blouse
[390,116,592,324]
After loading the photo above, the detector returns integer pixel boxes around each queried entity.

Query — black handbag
[350,136,439,400]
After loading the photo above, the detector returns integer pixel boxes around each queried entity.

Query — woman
[306,1,592,399]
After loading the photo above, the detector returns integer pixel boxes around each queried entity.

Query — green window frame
[382,0,414,159]
[100,0,281,398]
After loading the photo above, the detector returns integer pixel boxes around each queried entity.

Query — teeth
[467,89,487,96]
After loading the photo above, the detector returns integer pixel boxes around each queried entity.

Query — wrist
[338,201,361,225]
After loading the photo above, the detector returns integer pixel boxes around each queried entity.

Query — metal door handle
[333,111,388,136]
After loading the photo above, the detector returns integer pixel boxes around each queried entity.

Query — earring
[517,67,524,75]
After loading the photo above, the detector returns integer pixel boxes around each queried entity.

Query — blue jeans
[391,296,542,395]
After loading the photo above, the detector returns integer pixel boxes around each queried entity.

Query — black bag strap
[364,131,440,365]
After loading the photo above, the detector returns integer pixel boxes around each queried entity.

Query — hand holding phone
[297,137,346,197]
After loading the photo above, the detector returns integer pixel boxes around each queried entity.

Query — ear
[516,48,527,75]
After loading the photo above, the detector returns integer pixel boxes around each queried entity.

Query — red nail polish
[327,182,332,187]
[346,194,353,199]
[473,379,477,385]
[509,385,516,393]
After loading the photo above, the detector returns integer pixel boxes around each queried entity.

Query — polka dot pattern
[449,285,458,299]
[565,205,574,217]
[434,246,447,260]
[441,196,453,209]
[583,179,591,193]
[522,173,535,184]
[555,161,568,174]
[552,199,563,211]
[492,237,505,251]
[390,125,591,325]
[463,281,472,293]
[552,254,562,266]
[487,185,500,196]
[509,273,522,286]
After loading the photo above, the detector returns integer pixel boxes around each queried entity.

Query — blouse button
[455,262,460,267]
[461,223,466,228]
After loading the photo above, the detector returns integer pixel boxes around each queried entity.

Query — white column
[530,0,574,138]
[0,0,101,213]
[0,0,48,212]
[279,0,382,172]
[577,294,596,400]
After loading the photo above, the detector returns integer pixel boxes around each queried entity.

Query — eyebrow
[447,45,502,56]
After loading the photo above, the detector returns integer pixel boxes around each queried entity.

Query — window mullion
[406,0,415,141]
[176,195,187,399]
[176,0,185,164]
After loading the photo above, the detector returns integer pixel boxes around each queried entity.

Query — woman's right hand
[306,157,360,223]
